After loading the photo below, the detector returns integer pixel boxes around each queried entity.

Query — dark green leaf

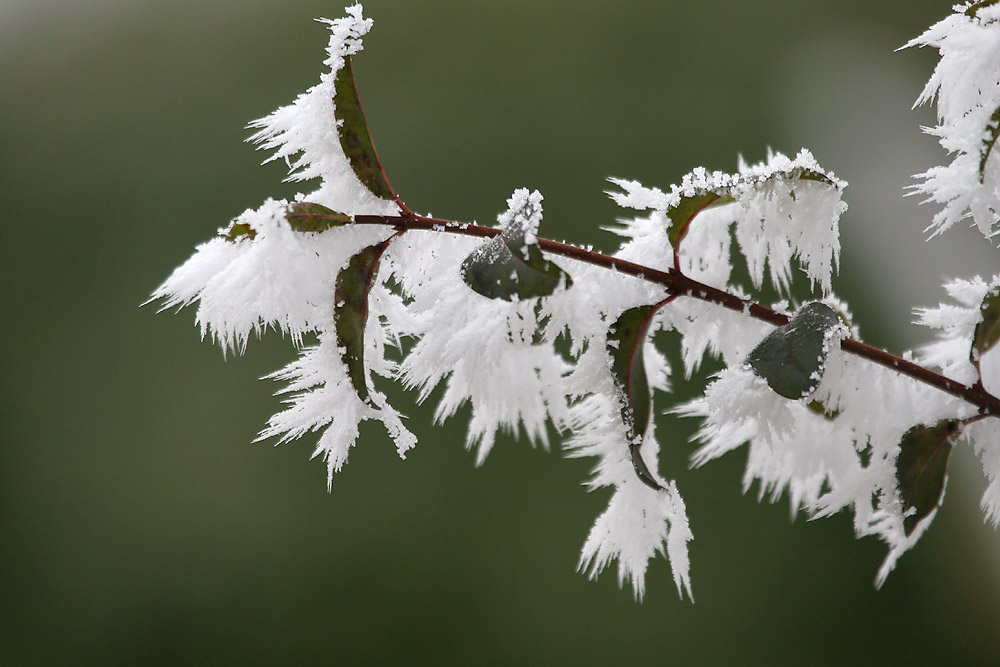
[460,200,571,301]
[666,191,731,250]
[286,202,351,233]
[607,305,661,490]
[746,302,843,400]
[980,106,1000,183]
[972,287,1000,366]
[461,235,571,301]
[334,56,396,201]
[896,420,960,536]
[334,239,392,406]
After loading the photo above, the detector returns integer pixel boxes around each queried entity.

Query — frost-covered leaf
[607,304,661,490]
[972,285,1000,365]
[223,201,350,241]
[967,0,1000,19]
[606,172,734,258]
[746,302,844,399]
[335,239,392,405]
[609,150,844,293]
[223,221,257,242]
[666,191,732,251]
[916,275,996,383]
[905,4,1000,239]
[247,7,398,218]
[461,235,568,300]
[461,189,571,301]
[286,201,351,232]
[334,56,396,201]
[732,151,845,294]
[896,419,960,536]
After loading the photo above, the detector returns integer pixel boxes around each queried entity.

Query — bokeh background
[3,0,1000,663]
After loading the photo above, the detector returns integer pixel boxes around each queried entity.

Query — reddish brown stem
[344,212,1000,416]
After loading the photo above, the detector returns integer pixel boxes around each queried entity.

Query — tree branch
[346,212,1000,416]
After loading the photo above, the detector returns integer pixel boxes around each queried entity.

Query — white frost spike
[151,198,391,354]
[678,327,968,586]
[915,274,998,383]
[564,344,691,601]
[608,149,845,295]
[258,331,416,490]
[917,273,1000,527]
[607,167,736,214]
[247,4,398,218]
[732,149,845,295]
[968,418,1000,527]
[499,188,544,246]
[605,178,673,212]
[392,230,571,464]
[579,479,693,601]
[904,4,1000,239]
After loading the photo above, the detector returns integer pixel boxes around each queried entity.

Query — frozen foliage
[153,199,386,352]
[906,2,1000,239]
[393,192,572,465]
[680,332,966,586]
[248,4,398,218]
[153,5,413,485]
[608,149,846,294]
[154,3,1000,600]
[917,275,1000,524]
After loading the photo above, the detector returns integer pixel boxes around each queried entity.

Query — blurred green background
[3,0,1000,663]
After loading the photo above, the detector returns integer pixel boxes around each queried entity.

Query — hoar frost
[153,3,1000,601]
[905,2,1000,239]
[608,149,846,294]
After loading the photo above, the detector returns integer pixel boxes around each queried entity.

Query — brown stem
[344,212,1000,416]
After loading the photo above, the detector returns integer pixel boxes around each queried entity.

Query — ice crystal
[905,2,1000,239]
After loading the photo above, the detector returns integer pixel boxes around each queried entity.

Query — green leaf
[460,194,571,301]
[896,420,960,536]
[222,202,351,242]
[966,0,1000,19]
[979,106,1000,184]
[334,239,392,406]
[746,301,843,400]
[334,56,396,201]
[223,221,256,242]
[461,235,571,301]
[666,191,732,250]
[972,286,1000,365]
[286,202,351,233]
[806,399,840,421]
[607,305,661,490]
